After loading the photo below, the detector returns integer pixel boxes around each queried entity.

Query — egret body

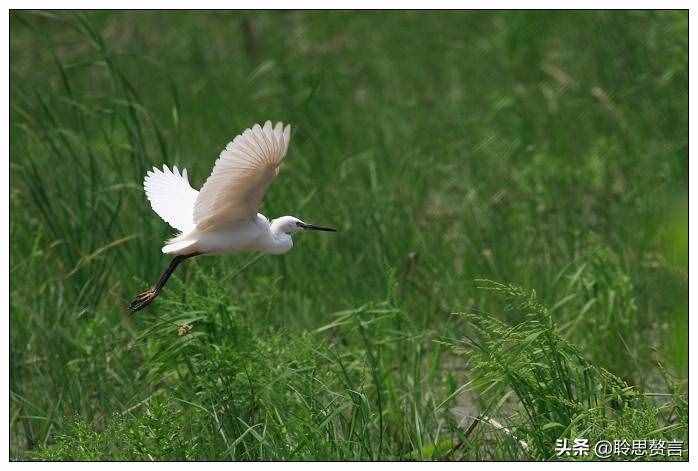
[129,121,335,312]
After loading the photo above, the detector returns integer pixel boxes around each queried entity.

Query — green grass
[10,11,687,460]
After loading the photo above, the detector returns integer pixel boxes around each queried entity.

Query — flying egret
[128,121,336,312]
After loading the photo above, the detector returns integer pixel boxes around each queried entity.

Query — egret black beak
[298,222,337,232]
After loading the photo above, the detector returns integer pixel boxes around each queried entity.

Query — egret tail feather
[162,237,198,255]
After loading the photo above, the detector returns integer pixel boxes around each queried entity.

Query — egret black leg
[128,253,198,312]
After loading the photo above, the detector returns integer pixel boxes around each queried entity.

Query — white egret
[129,121,336,312]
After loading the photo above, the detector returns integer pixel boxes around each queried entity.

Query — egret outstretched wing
[193,121,291,231]
[144,165,199,232]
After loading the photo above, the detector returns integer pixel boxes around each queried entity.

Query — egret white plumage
[128,121,336,312]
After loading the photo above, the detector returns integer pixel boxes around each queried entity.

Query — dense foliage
[10,11,687,460]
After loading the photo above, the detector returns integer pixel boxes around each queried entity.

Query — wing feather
[144,165,199,232]
[193,121,292,230]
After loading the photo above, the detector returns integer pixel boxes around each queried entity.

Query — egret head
[271,216,337,235]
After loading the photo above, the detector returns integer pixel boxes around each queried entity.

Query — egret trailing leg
[129,253,199,312]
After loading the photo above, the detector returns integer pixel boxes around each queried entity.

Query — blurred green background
[10,11,687,460]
